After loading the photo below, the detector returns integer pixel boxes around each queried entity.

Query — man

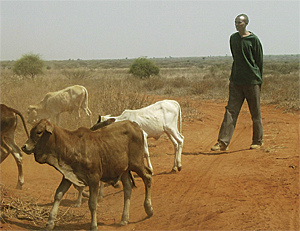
[211,14,263,151]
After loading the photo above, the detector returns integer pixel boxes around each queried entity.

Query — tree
[13,53,45,79]
[129,58,160,79]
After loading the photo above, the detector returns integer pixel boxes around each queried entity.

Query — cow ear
[28,105,36,110]
[45,122,54,134]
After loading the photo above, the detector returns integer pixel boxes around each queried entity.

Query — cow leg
[77,109,81,119]
[81,97,92,118]
[73,185,84,207]
[10,142,24,189]
[3,135,24,189]
[0,145,10,163]
[176,136,184,171]
[80,92,92,126]
[135,167,153,218]
[144,145,153,174]
[120,171,132,226]
[166,131,184,172]
[88,182,99,231]
[99,181,104,200]
[167,134,180,172]
[85,109,93,126]
[142,168,153,217]
[74,108,80,127]
[46,178,72,230]
[73,182,104,207]
[0,138,11,163]
[142,132,153,173]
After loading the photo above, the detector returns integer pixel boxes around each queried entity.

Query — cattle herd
[0,85,184,230]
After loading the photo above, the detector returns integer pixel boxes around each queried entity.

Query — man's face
[235,16,247,32]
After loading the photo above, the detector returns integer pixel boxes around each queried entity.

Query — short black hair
[237,14,249,24]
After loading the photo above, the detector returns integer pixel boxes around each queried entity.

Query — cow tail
[129,171,137,188]
[82,87,92,116]
[12,108,29,138]
[178,104,182,134]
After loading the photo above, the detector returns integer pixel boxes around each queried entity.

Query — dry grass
[0,184,86,227]
[0,55,299,130]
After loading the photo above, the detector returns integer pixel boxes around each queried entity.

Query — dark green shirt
[230,32,263,85]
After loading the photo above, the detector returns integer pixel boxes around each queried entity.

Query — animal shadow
[155,169,178,176]
[182,148,251,156]
[39,198,84,208]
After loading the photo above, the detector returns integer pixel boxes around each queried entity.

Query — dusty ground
[0,99,299,230]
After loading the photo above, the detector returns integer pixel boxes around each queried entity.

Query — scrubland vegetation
[0,55,299,129]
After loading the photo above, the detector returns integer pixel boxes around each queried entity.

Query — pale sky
[1,0,299,61]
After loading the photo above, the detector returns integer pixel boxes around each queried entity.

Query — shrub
[129,58,160,79]
[142,76,165,91]
[13,53,45,79]
[61,68,93,80]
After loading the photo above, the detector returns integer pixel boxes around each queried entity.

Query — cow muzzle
[21,144,34,155]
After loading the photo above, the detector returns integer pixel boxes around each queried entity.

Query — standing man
[211,14,264,151]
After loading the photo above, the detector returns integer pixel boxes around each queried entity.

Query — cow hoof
[170,169,177,174]
[16,184,23,190]
[145,207,153,217]
[120,220,128,226]
[178,166,182,171]
[90,224,98,231]
[45,223,55,230]
[113,182,121,188]
[74,203,81,208]
[144,201,153,217]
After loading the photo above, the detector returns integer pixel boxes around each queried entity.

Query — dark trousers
[218,81,263,146]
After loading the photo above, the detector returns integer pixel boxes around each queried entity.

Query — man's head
[235,14,249,32]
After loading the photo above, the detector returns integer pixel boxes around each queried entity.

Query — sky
[1,0,299,61]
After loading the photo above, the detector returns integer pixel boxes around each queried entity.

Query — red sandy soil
[1,98,299,230]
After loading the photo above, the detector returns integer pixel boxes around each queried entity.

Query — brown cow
[73,117,117,207]
[22,119,153,230]
[1,104,29,189]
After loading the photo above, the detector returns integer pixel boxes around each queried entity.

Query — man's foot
[211,141,228,151]
[250,143,263,149]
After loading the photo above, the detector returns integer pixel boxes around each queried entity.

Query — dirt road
[1,99,299,230]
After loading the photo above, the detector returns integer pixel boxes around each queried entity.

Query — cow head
[22,119,54,164]
[101,115,112,122]
[27,105,39,125]
[90,115,115,131]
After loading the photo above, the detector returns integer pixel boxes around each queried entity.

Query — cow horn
[97,115,101,123]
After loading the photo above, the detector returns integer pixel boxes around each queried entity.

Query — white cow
[27,85,92,126]
[99,100,184,172]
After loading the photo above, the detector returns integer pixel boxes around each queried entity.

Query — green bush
[13,53,45,79]
[129,58,160,79]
